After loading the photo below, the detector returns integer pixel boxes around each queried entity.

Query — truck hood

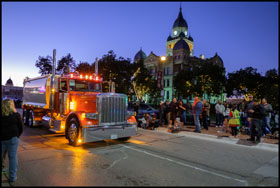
[69,92,99,113]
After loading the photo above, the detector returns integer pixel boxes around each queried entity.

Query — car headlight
[127,111,136,117]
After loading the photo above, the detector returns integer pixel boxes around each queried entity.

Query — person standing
[1,99,24,183]
[202,99,210,130]
[247,99,266,144]
[170,97,179,127]
[261,98,273,134]
[228,105,240,137]
[134,101,140,127]
[177,100,186,129]
[245,96,254,133]
[165,100,171,126]
[223,103,231,133]
[215,100,225,127]
[159,101,166,126]
[192,97,203,133]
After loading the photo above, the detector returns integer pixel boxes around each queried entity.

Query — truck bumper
[81,124,137,143]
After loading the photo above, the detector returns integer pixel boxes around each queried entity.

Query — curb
[141,127,279,152]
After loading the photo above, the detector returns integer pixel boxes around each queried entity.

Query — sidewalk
[2,173,11,187]
[150,123,279,145]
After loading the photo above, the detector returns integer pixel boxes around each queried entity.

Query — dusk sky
[2,2,279,87]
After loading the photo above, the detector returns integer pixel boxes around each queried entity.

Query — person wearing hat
[247,98,266,143]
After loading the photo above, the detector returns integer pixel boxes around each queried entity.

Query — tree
[174,61,226,99]
[75,61,93,75]
[97,50,134,94]
[56,53,76,75]
[132,59,154,101]
[226,67,262,99]
[262,68,279,110]
[35,55,53,76]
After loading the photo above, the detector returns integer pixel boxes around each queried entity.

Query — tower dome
[167,35,173,41]
[173,38,190,52]
[134,48,147,62]
[212,52,224,67]
[5,78,13,86]
[173,7,188,29]
[188,35,193,42]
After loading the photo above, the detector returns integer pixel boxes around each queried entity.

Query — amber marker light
[85,75,88,80]
[81,113,86,119]
[89,76,93,80]
[80,75,83,79]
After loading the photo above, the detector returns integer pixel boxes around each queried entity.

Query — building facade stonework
[134,7,225,104]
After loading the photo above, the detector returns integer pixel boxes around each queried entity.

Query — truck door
[59,79,68,114]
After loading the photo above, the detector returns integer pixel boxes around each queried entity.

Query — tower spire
[180,2,182,12]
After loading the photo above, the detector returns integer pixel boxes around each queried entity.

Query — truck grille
[97,93,127,126]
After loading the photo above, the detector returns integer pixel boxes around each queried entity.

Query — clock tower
[166,6,194,56]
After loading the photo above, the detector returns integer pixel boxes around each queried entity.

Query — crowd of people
[135,96,278,143]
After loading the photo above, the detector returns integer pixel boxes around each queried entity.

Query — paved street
[2,111,278,186]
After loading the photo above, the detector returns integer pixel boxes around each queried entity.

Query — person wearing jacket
[215,100,225,127]
[247,99,266,144]
[192,97,203,133]
[261,98,273,134]
[228,105,240,137]
[1,99,24,183]
[170,97,179,127]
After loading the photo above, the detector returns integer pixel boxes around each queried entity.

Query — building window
[167,79,170,87]
[167,91,169,100]
[167,67,171,75]
[174,56,177,60]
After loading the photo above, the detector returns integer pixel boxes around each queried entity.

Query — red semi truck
[22,53,137,146]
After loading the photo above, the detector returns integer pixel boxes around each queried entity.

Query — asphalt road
[2,109,278,186]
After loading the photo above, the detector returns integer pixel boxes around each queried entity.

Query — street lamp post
[158,56,166,100]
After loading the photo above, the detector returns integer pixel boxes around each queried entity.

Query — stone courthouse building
[134,6,225,103]
[2,78,23,100]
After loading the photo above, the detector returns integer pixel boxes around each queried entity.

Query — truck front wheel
[66,118,80,146]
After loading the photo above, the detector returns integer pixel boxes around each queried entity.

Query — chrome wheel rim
[68,123,78,142]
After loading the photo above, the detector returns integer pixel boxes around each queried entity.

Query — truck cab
[22,72,137,146]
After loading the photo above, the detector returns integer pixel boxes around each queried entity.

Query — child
[228,105,240,137]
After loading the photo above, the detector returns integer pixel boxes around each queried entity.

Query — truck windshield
[69,79,101,92]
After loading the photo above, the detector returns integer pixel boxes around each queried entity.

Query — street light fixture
[161,56,166,61]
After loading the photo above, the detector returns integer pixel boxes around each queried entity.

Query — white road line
[107,150,128,169]
[121,144,248,186]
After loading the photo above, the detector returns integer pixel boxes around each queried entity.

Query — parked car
[128,102,159,120]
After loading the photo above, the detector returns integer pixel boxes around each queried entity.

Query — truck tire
[117,137,131,141]
[23,109,29,126]
[66,118,80,146]
[27,110,34,127]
